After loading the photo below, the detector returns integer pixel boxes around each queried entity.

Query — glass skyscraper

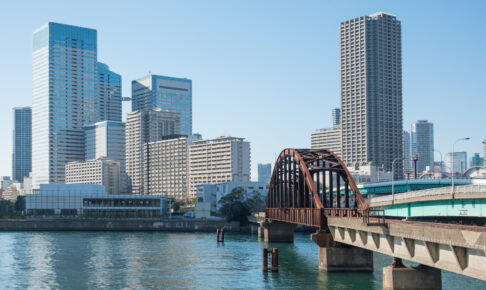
[132,75,192,135]
[12,107,32,182]
[97,62,122,122]
[411,120,434,173]
[32,22,121,187]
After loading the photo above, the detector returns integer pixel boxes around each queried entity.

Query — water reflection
[26,233,59,289]
[0,232,484,289]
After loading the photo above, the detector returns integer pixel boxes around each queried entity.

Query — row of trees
[218,187,265,225]
[0,196,25,218]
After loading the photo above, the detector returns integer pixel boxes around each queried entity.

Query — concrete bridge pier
[383,258,441,290]
[311,231,373,272]
[261,221,295,243]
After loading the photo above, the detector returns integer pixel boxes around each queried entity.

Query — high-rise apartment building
[132,75,192,135]
[411,120,434,173]
[402,130,411,171]
[311,126,342,157]
[340,13,402,174]
[188,137,250,198]
[332,108,341,127]
[65,157,120,195]
[257,163,272,183]
[142,135,201,200]
[12,107,32,182]
[126,109,180,194]
[31,22,121,187]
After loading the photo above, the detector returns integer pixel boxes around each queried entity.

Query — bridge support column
[383,262,441,290]
[311,231,373,272]
[262,221,295,243]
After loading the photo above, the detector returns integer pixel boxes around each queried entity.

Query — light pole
[392,158,404,204]
[433,149,443,177]
[451,137,470,196]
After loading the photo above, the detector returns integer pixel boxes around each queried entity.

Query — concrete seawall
[0,219,242,232]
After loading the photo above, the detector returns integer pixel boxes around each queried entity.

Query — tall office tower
[126,109,180,194]
[188,137,250,197]
[411,120,434,173]
[97,62,122,122]
[340,13,402,175]
[142,135,201,200]
[332,108,341,127]
[311,125,342,157]
[132,75,192,135]
[402,130,411,171]
[445,152,468,174]
[31,23,121,187]
[85,121,127,192]
[12,107,32,182]
[257,163,272,183]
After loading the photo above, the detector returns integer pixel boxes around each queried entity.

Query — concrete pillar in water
[257,226,264,238]
[311,231,373,272]
[383,264,441,290]
[262,221,295,243]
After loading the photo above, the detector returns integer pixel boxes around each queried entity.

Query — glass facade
[32,22,121,187]
[12,107,32,182]
[97,62,122,122]
[84,121,125,170]
[132,75,192,135]
[257,163,272,183]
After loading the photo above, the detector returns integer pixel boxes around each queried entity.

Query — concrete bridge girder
[327,217,486,281]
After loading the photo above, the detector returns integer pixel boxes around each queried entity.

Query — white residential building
[125,109,180,194]
[188,137,250,198]
[311,125,342,157]
[65,157,120,195]
[142,135,201,200]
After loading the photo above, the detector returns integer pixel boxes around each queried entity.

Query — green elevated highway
[370,184,486,219]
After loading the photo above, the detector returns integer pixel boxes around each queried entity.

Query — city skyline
[0,1,485,180]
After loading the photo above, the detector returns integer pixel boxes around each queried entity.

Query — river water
[0,231,484,289]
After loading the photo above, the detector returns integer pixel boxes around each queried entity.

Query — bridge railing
[370,184,486,204]
[265,208,323,228]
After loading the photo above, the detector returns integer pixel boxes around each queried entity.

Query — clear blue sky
[0,0,485,179]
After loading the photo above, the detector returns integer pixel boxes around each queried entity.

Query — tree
[14,196,25,213]
[218,187,251,224]
[246,190,265,212]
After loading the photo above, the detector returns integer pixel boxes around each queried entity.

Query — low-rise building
[65,157,121,195]
[349,165,393,184]
[26,184,170,218]
[195,181,267,218]
[1,184,20,202]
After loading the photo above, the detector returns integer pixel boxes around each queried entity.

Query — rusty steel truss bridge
[263,148,486,283]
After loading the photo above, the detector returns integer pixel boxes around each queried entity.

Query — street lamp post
[451,137,470,196]
[392,158,404,204]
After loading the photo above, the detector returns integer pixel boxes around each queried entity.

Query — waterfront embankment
[0,218,244,232]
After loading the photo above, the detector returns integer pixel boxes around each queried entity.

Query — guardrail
[370,184,486,204]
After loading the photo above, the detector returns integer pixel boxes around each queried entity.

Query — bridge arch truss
[265,149,369,228]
